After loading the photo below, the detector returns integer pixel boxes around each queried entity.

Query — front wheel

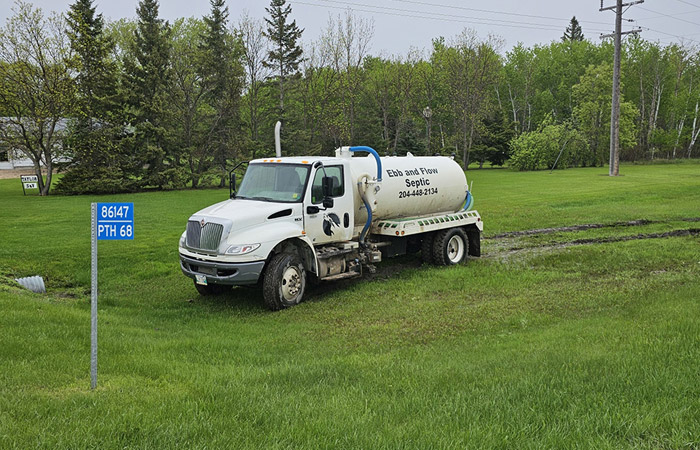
[432,228,468,266]
[263,252,306,311]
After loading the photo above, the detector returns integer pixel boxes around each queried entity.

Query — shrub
[509,119,589,171]
[54,166,140,195]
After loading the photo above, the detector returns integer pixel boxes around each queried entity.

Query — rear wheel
[194,282,232,296]
[421,232,436,264]
[432,228,468,266]
[263,252,306,310]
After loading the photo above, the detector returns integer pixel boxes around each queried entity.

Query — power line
[637,5,700,27]
[388,0,611,26]
[637,25,700,44]
[293,0,610,34]
[673,0,700,9]
[301,0,572,29]
[635,9,700,21]
[628,3,700,44]
[294,0,700,47]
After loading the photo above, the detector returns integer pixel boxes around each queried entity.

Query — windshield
[236,164,310,203]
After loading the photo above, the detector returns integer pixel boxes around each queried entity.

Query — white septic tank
[337,147,469,227]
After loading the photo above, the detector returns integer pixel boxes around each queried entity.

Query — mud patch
[305,255,424,301]
[486,218,700,240]
[492,228,700,256]
[564,228,700,246]
[306,220,700,296]
[487,219,658,239]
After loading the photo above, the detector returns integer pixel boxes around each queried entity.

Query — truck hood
[190,199,297,232]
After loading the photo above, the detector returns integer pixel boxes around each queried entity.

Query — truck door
[304,164,354,245]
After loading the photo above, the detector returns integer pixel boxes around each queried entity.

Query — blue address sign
[97,202,134,240]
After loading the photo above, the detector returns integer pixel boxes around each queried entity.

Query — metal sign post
[90,204,98,389]
[91,202,134,389]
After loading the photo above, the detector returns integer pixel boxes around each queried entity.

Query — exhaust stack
[275,121,282,157]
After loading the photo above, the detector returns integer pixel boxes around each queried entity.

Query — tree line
[0,0,698,195]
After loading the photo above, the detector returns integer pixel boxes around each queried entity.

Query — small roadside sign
[20,175,39,195]
[90,202,134,390]
[97,202,134,240]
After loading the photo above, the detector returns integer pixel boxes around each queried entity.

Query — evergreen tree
[66,0,115,114]
[57,0,130,194]
[197,0,245,186]
[123,0,175,188]
[263,0,303,118]
[562,16,584,42]
[201,0,230,100]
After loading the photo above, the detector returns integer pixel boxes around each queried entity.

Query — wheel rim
[447,235,465,263]
[281,265,302,301]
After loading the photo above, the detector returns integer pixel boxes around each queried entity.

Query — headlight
[179,232,186,247]
[225,243,260,255]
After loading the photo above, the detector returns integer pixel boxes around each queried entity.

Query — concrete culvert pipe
[15,276,46,294]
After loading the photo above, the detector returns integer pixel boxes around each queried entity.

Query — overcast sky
[2,0,699,55]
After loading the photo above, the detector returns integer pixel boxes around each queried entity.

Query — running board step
[316,248,354,259]
[320,271,361,282]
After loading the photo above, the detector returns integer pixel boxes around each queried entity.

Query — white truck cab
[179,146,482,310]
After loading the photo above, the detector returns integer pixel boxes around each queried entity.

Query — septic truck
[178,146,482,310]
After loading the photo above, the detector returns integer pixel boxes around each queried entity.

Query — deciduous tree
[239,12,270,152]
[443,30,502,168]
[0,1,75,195]
[573,63,637,166]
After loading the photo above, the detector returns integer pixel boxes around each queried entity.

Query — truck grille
[186,220,224,251]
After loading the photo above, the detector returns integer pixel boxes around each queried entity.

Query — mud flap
[465,227,481,257]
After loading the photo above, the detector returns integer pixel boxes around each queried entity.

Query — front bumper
[180,254,265,286]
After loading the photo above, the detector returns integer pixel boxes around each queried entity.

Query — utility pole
[600,0,642,176]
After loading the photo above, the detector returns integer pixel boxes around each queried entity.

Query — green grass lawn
[1,162,699,448]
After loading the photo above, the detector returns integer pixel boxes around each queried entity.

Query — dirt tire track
[486,218,700,240]
[565,228,700,246]
[488,228,700,257]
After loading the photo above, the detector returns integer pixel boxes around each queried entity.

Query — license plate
[195,274,208,285]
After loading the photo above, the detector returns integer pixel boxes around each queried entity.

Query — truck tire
[432,228,468,266]
[194,282,232,296]
[263,252,306,311]
[421,232,435,264]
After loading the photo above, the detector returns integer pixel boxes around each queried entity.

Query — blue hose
[349,146,382,245]
[358,195,372,245]
[462,191,474,211]
[349,146,382,181]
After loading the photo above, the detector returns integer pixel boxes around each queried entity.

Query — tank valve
[358,174,380,213]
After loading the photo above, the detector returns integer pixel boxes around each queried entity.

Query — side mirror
[321,176,334,209]
[229,172,236,198]
[306,205,320,214]
[322,176,334,198]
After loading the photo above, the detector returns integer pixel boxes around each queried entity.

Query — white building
[0,147,35,170]
[0,118,68,171]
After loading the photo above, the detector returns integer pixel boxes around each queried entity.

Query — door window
[311,166,344,204]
